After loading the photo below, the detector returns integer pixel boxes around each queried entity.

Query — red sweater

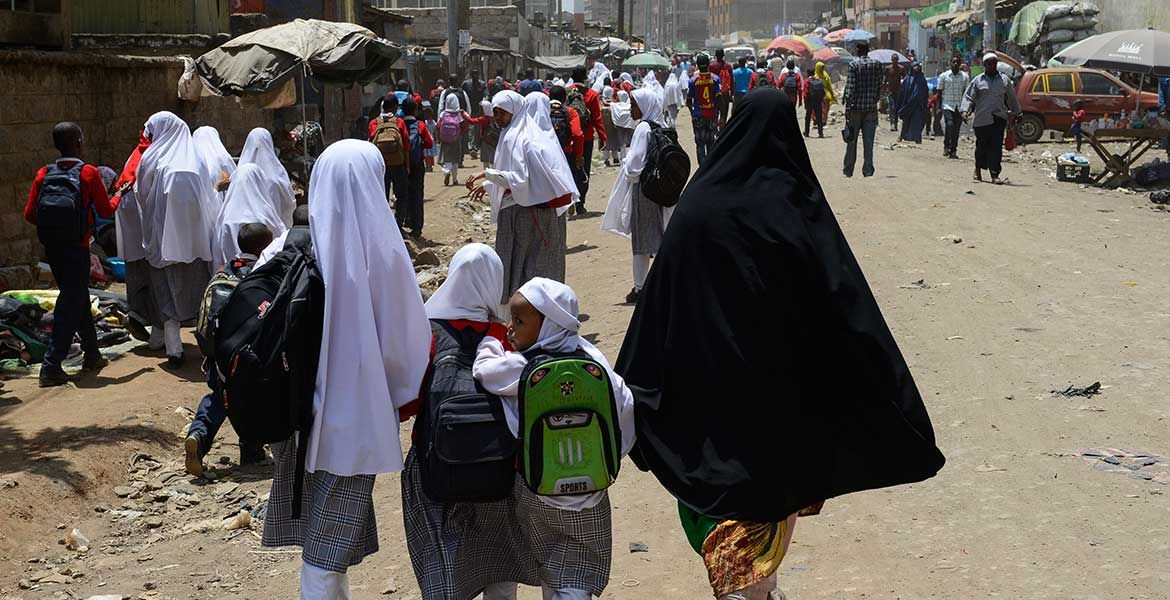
[368,116,412,163]
[570,84,607,145]
[24,160,116,249]
[554,104,585,160]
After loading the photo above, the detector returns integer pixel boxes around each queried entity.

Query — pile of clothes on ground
[0,290,132,374]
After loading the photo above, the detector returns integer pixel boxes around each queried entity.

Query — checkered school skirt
[495,203,567,303]
[629,183,664,256]
[514,483,613,597]
[261,441,380,573]
[402,449,541,599]
[148,260,210,324]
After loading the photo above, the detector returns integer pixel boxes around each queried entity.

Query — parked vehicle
[1014,67,1160,144]
[723,45,756,64]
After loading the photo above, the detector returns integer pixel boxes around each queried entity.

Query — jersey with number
[689,72,720,121]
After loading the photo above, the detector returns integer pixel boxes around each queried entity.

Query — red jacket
[709,60,733,94]
[570,84,607,145]
[553,103,585,160]
[368,116,412,166]
[24,160,116,249]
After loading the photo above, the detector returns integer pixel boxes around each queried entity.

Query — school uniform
[472,278,637,599]
[368,114,412,205]
[484,92,577,301]
[402,115,434,234]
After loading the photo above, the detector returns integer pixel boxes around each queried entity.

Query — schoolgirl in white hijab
[610,90,634,160]
[135,111,216,362]
[663,72,681,128]
[238,127,296,227]
[602,88,670,303]
[424,243,504,322]
[191,126,236,204]
[439,93,466,184]
[215,163,287,268]
[260,139,430,600]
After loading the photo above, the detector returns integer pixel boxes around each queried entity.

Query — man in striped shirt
[936,56,970,159]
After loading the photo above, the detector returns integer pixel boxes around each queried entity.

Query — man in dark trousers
[568,65,607,216]
[884,54,907,132]
[24,122,116,386]
[962,53,1021,184]
[707,48,733,128]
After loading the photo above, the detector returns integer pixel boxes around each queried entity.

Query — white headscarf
[191,126,236,199]
[518,277,580,354]
[664,72,680,107]
[485,91,532,217]
[619,72,633,85]
[602,88,664,239]
[602,86,614,101]
[443,93,462,114]
[526,91,555,133]
[589,61,611,93]
[521,93,578,212]
[480,99,493,117]
[424,243,504,322]
[552,77,566,87]
[305,139,431,476]
[612,90,633,128]
[135,111,216,268]
[215,163,287,267]
[644,70,661,91]
[238,128,295,228]
[483,91,578,221]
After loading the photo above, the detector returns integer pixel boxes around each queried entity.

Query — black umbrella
[1053,28,1170,77]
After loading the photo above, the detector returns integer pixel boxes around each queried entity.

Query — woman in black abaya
[615,88,945,600]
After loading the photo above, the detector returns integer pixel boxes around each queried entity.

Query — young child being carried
[473,278,636,600]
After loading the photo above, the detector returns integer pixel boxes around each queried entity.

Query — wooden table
[1083,128,1170,188]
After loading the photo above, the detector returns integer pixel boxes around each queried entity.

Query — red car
[1015,67,1160,144]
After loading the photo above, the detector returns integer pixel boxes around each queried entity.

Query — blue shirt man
[732,62,754,95]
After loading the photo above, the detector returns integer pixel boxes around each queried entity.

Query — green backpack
[518,349,621,496]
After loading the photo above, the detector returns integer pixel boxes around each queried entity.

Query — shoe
[973,168,983,182]
[125,317,150,342]
[624,287,641,304]
[863,172,874,177]
[451,179,460,186]
[575,202,587,216]
[843,170,853,178]
[184,434,205,477]
[443,173,450,186]
[38,365,70,387]
[167,354,185,369]
[82,354,109,372]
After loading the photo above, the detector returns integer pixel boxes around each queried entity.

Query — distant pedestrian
[401,98,433,236]
[732,57,753,114]
[612,90,636,161]
[370,95,411,206]
[896,64,929,144]
[778,59,803,106]
[803,65,829,137]
[708,49,733,127]
[24,122,116,386]
[664,71,682,127]
[519,69,543,96]
[438,94,470,186]
[885,54,907,132]
[1157,76,1169,157]
[962,53,1021,184]
[688,53,722,165]
[936,56,969,159]
[841,42,883,178]
[569,65,608,215]
[549,85,587,211]
[1071,100,1087,153]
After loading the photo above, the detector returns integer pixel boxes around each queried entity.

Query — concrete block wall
[0,50,269,270]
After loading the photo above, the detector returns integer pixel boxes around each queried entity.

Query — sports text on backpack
[438,112,463,145]
[373,117,406,167]
[212,230,323,519]
[195,258,253,359]
[807,77,826,101]
[549,102,572,148]
[417,321,517,502]
[518,349,621,496]
[567,86,591,129]
[35,162,86,247]
[640,122,691,208]
[406,120,425,166]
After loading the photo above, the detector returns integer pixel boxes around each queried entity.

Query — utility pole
[629,0,636,43]
[447,0,459,78]
[782,0,787,36]
[618,0,625,38]
[983,0,996,52]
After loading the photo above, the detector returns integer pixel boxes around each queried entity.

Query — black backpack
[807,77,826,102]
[567,86,591,128]
[212,228,323,518]
[416,320,517,503]
[640,122,691,207]
[783,72,801,94]
[195,258,254,359]
[36,162,86,247]
[550,104,572,147]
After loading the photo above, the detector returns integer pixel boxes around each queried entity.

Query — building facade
[853,0,939,50]
[708,0,828,41]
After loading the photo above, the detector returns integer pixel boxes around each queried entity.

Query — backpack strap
[434,319,486,356]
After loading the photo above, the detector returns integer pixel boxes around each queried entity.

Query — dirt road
[2,108,1169,600]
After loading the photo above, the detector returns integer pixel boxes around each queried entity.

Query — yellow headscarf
[814,61,838,106]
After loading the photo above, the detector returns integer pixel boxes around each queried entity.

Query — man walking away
[462,69,486,155]
[549,86,586,213]
[569,65,607,215]
[779,59,803,106]
[732,57,753,115]
[519,69,543,96]
[885,54,906,132]
[804,66,828,137]
[688,53,722,165]
[25,122,116,386]
[962,53,1021,184]
[708,48,733,128]
[370,95,411,207]
[937,56,970,159]
[842,42,884,178]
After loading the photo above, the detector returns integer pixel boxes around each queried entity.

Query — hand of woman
[465,171,486,191]
[468,182,488,203]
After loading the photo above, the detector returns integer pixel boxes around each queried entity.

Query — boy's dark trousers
[804,98,825,137]
[385,164,409,208]
[42,245,100,370]
[399,159,425,233]
[189,366,262,459]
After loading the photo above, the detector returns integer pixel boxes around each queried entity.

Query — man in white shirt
[936,56,970,159]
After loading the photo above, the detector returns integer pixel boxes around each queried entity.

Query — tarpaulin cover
[196,19,402,95]
[531,55,588,71]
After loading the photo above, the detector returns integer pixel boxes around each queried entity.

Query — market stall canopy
[622,52,671,70]
[868,49,910,64]
[196,19,402,95]
[844,29,876,43]
[570,36,632,58]
[531,55,588,71]
[921,11,964,28]
[824,28,852,44]
[1051,29,1170,77]
[767,35,825,56]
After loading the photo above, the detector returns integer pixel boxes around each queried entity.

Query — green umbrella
[622,52,671,70]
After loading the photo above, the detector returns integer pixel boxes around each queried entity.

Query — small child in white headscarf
[472,277,636,600]
[610,90,635,161]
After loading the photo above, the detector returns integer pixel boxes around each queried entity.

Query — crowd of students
[21,54,948,600]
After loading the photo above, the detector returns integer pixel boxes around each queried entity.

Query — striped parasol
[823,28,852,44]
[766,35,826,57]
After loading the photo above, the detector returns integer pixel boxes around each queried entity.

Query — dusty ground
[2,107,1170,600]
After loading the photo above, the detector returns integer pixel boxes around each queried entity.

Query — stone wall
[397,5,522,48]
[0,50,271,272]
